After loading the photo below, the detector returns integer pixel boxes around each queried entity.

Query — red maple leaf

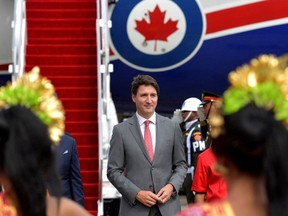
[135,5,179,52]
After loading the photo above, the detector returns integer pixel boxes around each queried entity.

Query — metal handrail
[10,0,26,80]
[96,0,105,215]
[97,0,116,215]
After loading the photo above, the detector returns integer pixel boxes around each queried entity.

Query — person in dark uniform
[57,132,85,207]
[198,91,222,146]
[180,97,208,204]
[192,91,227,203]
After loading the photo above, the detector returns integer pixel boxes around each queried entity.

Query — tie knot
[145,120,150,127]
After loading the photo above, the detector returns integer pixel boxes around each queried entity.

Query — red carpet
[25,0,99,215]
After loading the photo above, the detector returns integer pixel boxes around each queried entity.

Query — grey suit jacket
[107,113,187,216]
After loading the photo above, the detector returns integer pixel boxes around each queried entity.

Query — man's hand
[156,184,174,204]
[136,190,161,207]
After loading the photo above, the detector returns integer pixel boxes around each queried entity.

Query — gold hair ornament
[0,66,65,144]
[210,54,288,138]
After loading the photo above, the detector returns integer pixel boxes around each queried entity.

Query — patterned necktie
[144,120,154,161]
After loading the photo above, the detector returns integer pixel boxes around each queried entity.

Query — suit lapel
[154,114,163,163]
[128,115,152,163]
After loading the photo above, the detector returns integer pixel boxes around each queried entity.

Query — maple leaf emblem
[135,5,179,52]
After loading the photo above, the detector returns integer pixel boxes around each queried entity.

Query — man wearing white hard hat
[180,97,208,204]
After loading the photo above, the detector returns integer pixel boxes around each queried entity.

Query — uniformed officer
[180,97,207,204]
[198,91,222,145]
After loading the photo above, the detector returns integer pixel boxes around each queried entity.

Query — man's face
[203,101,219,119]
[181,111,190,121]
[132,85,158,119]
[203,102,212,118]
[181,111,197,122]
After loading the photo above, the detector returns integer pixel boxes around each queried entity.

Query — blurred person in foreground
[107,75,187,216]
[0,67,91,216]
[178,54,288,216]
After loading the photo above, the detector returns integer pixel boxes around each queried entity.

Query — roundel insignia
[109,0,206,72]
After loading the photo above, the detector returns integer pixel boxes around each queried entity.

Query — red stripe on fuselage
[206,0,288,34]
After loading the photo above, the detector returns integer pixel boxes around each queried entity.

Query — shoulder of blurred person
[47,196,92,216]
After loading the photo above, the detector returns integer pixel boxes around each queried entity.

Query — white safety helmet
[181,97,201,112]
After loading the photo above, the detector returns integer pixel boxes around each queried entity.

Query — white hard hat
[181,97,201,111]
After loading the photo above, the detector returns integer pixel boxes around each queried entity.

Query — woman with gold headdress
[177,54,288,216]
[0,67,91,216]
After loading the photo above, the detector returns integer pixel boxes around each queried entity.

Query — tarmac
[180,194,188,210]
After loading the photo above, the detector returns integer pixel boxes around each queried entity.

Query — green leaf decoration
[0,86,40,108]
[223,88,251,115]
[253,82,283,110]
[35,111,52,126]
[0,67,65,144]
[275,100,288,121]
[223,82,285,119]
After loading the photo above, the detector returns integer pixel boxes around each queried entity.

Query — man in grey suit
[107,75,187,216]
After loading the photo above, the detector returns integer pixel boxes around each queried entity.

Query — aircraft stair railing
[97,0,119,215]
[9,0,26,81]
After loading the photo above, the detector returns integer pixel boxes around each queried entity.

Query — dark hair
[212,103,288,216]
[131,75,159,96]
[0,106,61,216]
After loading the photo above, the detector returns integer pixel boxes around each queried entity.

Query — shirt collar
[136,112,156,125]
[185,119,198,130]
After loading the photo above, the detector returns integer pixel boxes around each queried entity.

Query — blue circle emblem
[109,0,206,72]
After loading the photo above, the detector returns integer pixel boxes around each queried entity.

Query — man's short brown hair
[131,75,160,96]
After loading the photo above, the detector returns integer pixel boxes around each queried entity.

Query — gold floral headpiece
[0,66,65,144]
[211,54,288,138]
